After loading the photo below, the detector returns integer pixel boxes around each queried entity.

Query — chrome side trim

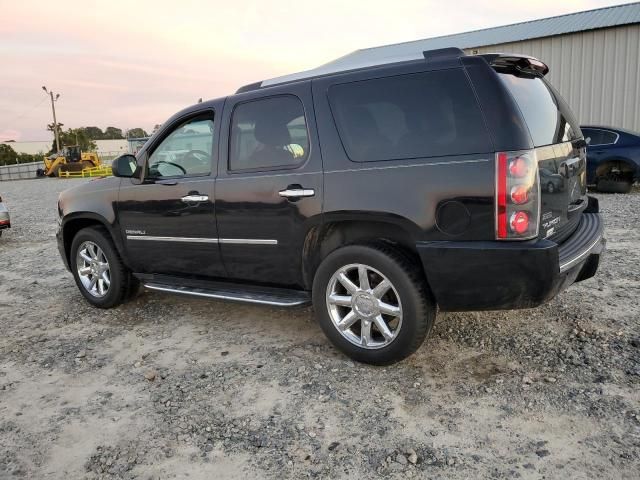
[127,235,218,243]
[126,235,278,245]
[218,238,278,245]
[325,158,490,175]
[143,283,307,307]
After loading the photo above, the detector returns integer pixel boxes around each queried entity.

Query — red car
[0,194,10,236]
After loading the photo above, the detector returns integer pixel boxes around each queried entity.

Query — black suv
[57,48,605,365]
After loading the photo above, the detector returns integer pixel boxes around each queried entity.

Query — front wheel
[312,243,435,365]
[70,226,131,308]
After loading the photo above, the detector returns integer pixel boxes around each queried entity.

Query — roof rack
[422,47,465,61]
[237,46,468,94]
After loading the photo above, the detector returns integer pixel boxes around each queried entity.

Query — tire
[70,226,131,308]
[596,177,632,194]
[312,243,435,365]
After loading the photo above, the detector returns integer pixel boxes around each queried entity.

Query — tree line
[0,144,44,166]
[0,125,153,166]
[45,125,150,154]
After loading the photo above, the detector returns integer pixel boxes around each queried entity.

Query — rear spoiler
[478,53,549,76]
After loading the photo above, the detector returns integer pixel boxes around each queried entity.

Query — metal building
[271,2,640,131]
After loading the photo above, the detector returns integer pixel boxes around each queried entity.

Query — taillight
[508,157,529,178]
[510,185,529,204]
[495,150,540,240]
[510,211,529,234]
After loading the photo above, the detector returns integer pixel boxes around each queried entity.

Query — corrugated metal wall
[466,24,640,132]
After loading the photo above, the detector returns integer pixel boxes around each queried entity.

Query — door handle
[181,194,209,203]
[279,188,315,199]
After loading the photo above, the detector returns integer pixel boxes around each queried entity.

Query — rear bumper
[417,211,605,311]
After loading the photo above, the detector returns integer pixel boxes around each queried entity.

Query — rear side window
[328,69,492,162]
[582,128,603,145]
[229,95,309,171]
[600,131,618,144]
[497,73,582,147]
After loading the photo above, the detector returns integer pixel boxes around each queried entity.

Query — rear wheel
[596,175,632,193]
[70,227,132,308]
[312,243,435,365]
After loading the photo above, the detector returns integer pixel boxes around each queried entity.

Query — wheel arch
[62,213,129,269]
[595,157,638,180]
[301,215,423,290]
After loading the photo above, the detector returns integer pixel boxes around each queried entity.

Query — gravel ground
[0,178,639,479]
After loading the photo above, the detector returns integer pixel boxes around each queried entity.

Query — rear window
[497,73,581,147]
[328,69,492,162]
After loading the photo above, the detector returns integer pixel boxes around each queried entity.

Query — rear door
[495,72,588,240]
[215,82,323,288]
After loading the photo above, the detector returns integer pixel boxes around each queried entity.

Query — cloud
[0,0,631,140]
[0,129,22,142]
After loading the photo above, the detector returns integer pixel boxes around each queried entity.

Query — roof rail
[422,47,465,61]
[236,46,467,94]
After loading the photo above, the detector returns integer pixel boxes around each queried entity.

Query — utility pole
[42,86,61,153]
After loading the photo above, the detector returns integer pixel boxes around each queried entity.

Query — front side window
[328,69,492,162]
[229,95,309,171]
[148,115,214,178]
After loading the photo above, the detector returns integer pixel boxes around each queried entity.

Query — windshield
[497,72,582,147]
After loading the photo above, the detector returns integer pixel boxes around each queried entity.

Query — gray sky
[0,0,634,141]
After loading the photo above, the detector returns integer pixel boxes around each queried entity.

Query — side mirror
[112,154,139,178]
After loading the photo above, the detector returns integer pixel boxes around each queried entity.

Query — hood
[60,176,121,199]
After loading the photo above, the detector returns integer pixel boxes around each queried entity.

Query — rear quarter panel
[311,63,496,241]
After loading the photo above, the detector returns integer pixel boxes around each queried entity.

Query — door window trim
[226,93,312,175]
[144,109,216,181]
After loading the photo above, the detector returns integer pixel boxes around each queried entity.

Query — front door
[215,84,323,288]
[117,109,226,277]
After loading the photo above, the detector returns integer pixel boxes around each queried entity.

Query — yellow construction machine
[43,145,101,177]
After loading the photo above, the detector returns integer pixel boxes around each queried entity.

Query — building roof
[261,2,640,87]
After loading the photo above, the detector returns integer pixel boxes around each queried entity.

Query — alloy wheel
[76,241,111,298]
[326,263,402,349]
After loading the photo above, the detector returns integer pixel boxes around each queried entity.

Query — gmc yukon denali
[56,48,605,364]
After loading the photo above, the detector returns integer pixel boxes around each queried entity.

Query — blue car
[581,125,640,193]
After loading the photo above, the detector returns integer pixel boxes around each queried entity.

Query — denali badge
[125,229,146,235]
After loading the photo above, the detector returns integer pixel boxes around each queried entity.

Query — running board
[141,280,311,307]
